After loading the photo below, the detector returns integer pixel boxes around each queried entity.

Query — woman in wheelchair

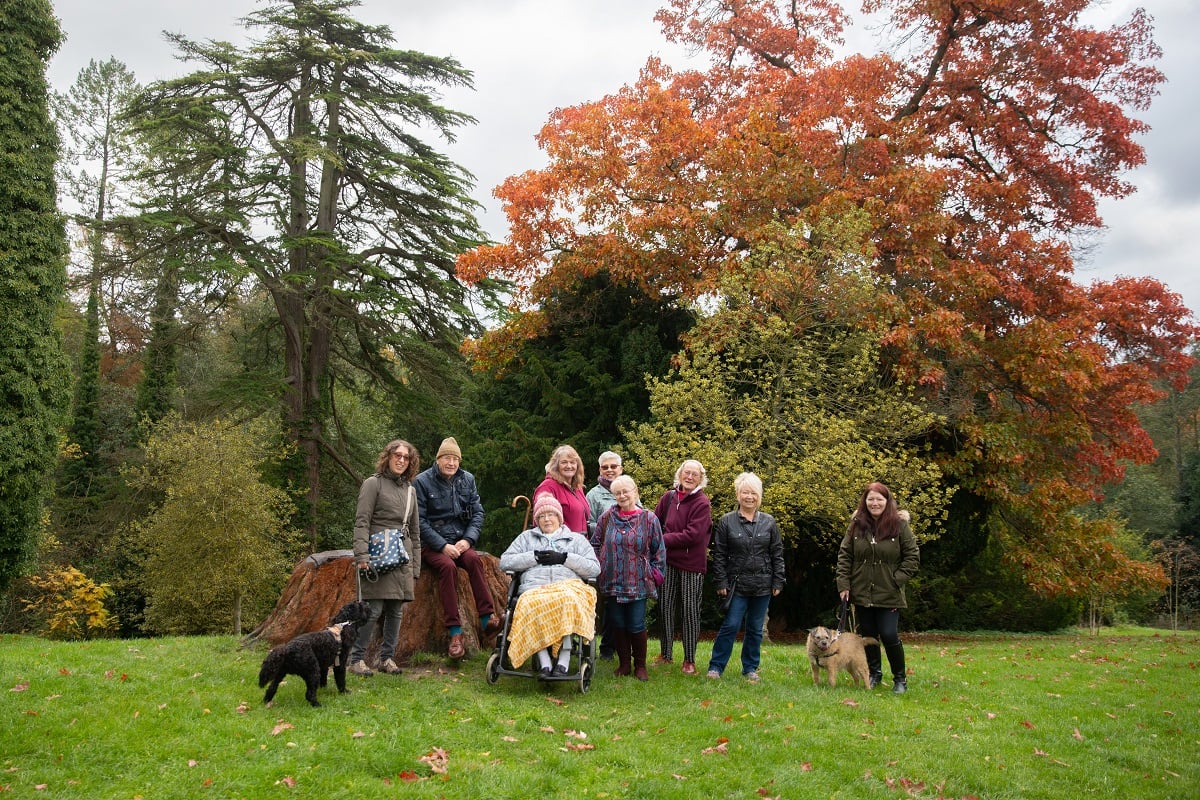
[498,494,600,677]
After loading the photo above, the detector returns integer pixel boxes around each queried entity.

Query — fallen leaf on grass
[564,730,588,740]
[1020,720,1035,729]
[1072,728,1084,741]
[841,698,859,708]
[187,760,198,768]
[396,770,423,783]
[501,736,518,743]
[419,747,449,774]
[271,722,294,736]
[275,776,296,788]
[236,702,249,714]
[701,738,729,756]
[545,696,565,706]
[59,668,71,675]
[539,726,556,733]
[351,731,366,739]
[672,774,687,780]
[562,743,595,752]
[10,682,29,692]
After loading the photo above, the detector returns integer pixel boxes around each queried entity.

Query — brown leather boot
[612,629,631,676]
[631,630,649,681]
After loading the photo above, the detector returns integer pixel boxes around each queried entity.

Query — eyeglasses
[599,463,621,471]
[390,452,409,460]
[612,490,634,497]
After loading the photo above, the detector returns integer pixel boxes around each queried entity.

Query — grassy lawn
[1,628,1196,799]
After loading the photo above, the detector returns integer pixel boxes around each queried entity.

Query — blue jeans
[606,597,648,634]
[707,593,771,675]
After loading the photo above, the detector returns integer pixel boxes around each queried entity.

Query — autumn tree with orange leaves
[458,0,1196,600]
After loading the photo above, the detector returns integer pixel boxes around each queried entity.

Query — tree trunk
[242,549,511,665]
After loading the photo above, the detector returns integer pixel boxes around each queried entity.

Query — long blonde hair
[545,444,585,491]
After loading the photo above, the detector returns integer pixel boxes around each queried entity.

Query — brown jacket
[353,473,421,601]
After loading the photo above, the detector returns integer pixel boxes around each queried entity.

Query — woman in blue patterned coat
[591,475,665,681]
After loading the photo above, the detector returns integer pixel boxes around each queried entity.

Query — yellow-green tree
[624,212,952,549]
[129,415,303,635]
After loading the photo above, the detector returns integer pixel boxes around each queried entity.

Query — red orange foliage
[457,0,1196,596]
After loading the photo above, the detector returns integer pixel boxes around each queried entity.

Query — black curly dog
[258,601,372,707]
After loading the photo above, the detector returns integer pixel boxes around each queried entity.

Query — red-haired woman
[836,482,920,693]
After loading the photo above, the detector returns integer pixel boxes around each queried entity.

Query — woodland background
[3,0,1199,642]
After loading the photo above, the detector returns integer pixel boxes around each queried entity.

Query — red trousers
[421,546,495,628]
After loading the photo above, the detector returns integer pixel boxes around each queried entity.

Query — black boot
[865,642,883,689]
[884,641,907,693]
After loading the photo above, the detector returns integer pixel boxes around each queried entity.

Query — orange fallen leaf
[419,747,449,774]
[1020,720,1035,729]
[397,770,423,783]
[271,722,294,736]
[562,743,595,751]
[701,741,728,756]
[59,668,71,675]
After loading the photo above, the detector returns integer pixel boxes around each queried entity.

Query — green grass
[2,629,1196,799]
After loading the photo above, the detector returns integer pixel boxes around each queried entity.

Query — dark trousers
[422,546,494,628]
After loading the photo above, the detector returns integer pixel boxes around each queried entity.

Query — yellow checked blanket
[505,579,596,668]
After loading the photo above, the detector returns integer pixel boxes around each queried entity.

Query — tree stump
[241,550,359,647]
[242,549,511,665]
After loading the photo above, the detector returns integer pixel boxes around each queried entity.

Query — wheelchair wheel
[579,659,592,693]
[485,652,501,685]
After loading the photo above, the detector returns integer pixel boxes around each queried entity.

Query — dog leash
[835,597,851,639]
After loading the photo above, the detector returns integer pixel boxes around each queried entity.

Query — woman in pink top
[533,444,591,534]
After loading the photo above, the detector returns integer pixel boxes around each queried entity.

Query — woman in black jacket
[705,472,785,682]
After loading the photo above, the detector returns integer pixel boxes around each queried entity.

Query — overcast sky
[47,0,1200,318]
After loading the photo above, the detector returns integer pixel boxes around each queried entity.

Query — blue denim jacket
[413,465,485,551]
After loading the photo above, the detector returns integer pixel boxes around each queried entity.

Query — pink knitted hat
[532,493,563,525]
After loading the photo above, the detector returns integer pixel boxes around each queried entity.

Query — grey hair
[598,450,622,466]
[609,474,638,501]
[673,459,708,491]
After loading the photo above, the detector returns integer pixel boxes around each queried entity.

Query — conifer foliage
[0,0,73,591]
[126,1,503,546]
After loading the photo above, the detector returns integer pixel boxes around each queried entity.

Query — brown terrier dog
[807,626,873,688]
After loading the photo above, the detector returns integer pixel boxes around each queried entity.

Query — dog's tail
[860,636,879,646]
[259,647,285,688]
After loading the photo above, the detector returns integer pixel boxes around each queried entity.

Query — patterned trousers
[658,566,704,663]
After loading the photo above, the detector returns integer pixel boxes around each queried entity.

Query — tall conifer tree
[128,0,503,547]
[0,0,72,590]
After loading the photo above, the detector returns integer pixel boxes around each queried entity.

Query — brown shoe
[681,661,696,675]
[448,633,466,659]
[483,612,504,636]
[652,654,672,666]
